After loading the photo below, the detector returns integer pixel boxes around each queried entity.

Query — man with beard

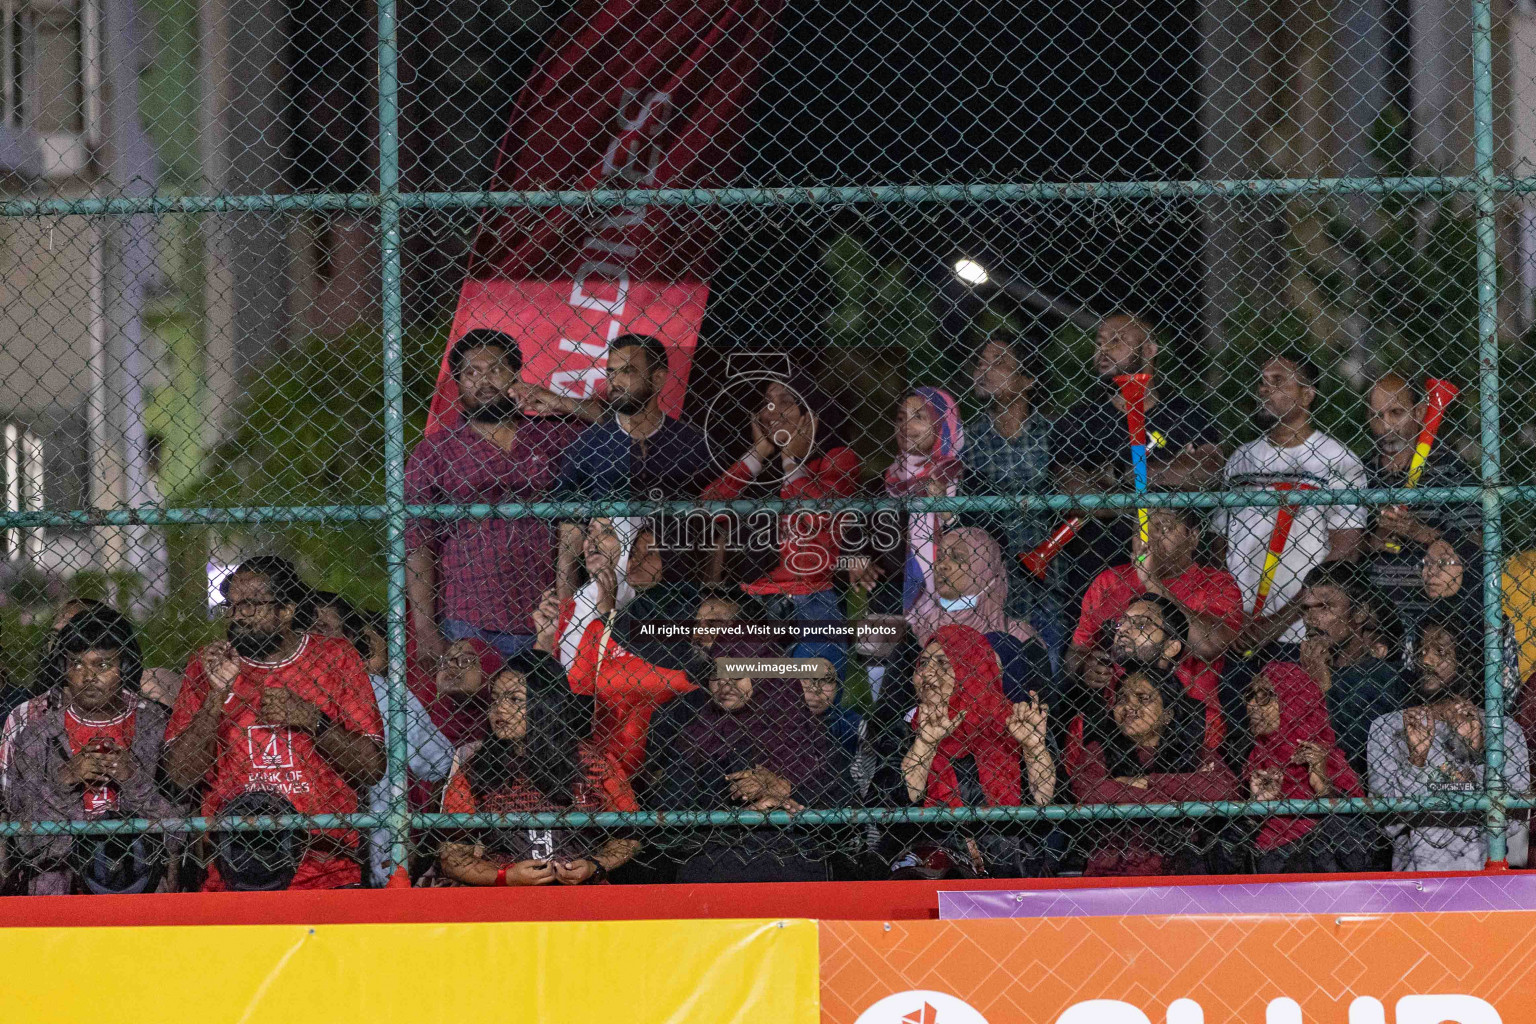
[553,334,708,600]
[1070,506,1241,753]
[1216,351,1367,656]
[1368,610,1529,870]
[1360,374,1481,637]
[406,330,587,662]
[1064,592,1211,767]
[1052,313,1225,608]
[1058,588,1205,779]
[1072,594,1243,875]
[1109,594,1190,689]
[164,557,385,890]
[1292,562,1406,774]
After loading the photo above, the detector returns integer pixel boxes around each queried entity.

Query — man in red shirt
[4,608,179,894]
[1069,506,1243,751]
[164,557,385,890]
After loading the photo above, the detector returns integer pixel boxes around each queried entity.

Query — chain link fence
[0,0,1534,892]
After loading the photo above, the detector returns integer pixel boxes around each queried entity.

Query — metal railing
[0,0,1527,878]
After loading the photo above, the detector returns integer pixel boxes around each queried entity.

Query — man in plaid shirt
[405,331,590,663]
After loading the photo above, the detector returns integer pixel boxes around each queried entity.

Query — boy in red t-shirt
[3,608,180,894]
[165,557,384,890]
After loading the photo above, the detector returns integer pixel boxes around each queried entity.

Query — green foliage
[823,232,940,372]
[145,307,211,503]
[820,232,945,478]
[184,323,451,611]
[1040,321,1097,415]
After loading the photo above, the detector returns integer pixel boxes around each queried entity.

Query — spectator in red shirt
[1071,597,1240,875]
[1242,661,1372,873]
[1069,506,1241,753]
[568,580,701,780]
[405,330,589,665]
[895,625,1056,877]
[4,609,180,894]
[2,596,176,746]
[554,516,706,779]
[438,655,639,886]
[164,557,385,890]
[0,597,109,787]
[701,374,860,665]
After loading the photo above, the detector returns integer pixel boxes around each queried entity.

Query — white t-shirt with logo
[1215,430,1368,643]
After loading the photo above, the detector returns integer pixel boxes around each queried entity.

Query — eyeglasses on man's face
[222,599,282,617]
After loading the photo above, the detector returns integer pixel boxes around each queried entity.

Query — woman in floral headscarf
[886,387,966,606]
[854,390,1042,741]
[851,387,965,620]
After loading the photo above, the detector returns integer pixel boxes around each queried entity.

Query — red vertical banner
[433,0,785,435]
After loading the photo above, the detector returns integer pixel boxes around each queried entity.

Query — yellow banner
[0,917,819,1024]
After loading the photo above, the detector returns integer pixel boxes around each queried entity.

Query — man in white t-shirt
[1216,350,1367,651]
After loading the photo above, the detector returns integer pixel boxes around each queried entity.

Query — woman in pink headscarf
[851,387,965,622]
[902,526,1041,647]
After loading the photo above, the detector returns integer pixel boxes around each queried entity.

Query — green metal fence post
[377,0,411,886]
[1470,0,1509,865]
[5,11,1534,865]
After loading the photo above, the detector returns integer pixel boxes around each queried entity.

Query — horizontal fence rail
[0,0,1530,895]
[0,486,1526,530]
[17,174,1536,219]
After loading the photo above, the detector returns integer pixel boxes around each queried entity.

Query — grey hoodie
[1367,709,1529,871]
[2,691,181,893]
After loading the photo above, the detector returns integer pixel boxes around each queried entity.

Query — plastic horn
[1409,378,1461,487]
[1381,377,1461,554]
[1019,517,1083,579]
[1251,482,1317,618]
[1114,373,1152,553]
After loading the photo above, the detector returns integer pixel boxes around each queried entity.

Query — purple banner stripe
[939,874,1536,920]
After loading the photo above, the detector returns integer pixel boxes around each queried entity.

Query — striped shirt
[405,417,583,635]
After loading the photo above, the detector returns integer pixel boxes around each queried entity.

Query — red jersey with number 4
[63,704,137,817]
[166,634,384,889]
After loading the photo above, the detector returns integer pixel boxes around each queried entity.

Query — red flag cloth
[434,0,786,435]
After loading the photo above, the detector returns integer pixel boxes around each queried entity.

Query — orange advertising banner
[821,913,1536,1023]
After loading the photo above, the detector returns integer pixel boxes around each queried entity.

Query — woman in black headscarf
[1072,666,1240,876]
[648,637,852,882]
